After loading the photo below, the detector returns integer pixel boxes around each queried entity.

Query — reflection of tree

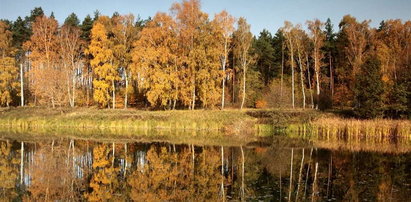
[127,145,222,201]
[27,142,79,201]
[0,141,19,200]
[1,139,409,201]
[85,144,119,201]
[128,146,182,200]
[194,147,221,200]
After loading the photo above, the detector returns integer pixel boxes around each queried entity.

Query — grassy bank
[0,107,325,136]
[0,107,253,132]
[1,107,409,140]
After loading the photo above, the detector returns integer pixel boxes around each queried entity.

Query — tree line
[0,0,410,118]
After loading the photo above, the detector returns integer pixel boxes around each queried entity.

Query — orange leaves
[131,1,231,109]
[26,16,59,69]
[0,57,18,106]
[87,21,118,107]
[85,144,118,201]
[0,21,13,57]
[24,15,67,107]
[132,12,179,107]
[340,15,371,76]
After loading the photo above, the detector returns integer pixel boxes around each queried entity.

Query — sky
[1,0,410,35]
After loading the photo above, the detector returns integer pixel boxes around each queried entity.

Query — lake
[0,133,410,201]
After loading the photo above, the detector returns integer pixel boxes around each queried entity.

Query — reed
[311,118,411,139]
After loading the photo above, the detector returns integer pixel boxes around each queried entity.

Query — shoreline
[0,107,409,139]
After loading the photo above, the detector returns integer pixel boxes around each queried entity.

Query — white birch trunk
[20,64,24,106]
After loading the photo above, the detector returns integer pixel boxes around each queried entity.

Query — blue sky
[1,0,410,35]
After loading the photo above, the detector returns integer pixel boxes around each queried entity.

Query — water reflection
[0,137,410,201]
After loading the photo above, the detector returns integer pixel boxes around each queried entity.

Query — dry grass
[306,117,411,153]
[0,107,259,134]
[312,118,411,139]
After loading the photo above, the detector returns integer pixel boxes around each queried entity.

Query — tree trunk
[112,142,115,167]
[222,67,226,110]
[125,70,128,109]
[72,68,76,107]
[221,41,227,110]
[291,52,295,109]
[221,146,225,200]
[240,146,245,200]
[240,62,246,110]
[296,148,305,200]
[304,148,313,200]
[288,148,294,201]
[312,162,319,202]
[86,71,90,107]
[20,64,24,106]
[315,50,320,109]
[112,80,116,109]
[191,85,196,110]
[51,96,55,108]
[232,68,235,104]
[67,73,73,107]
[124,143,128,176]
[20,142,24,184]
[280,42,284,102]
[191,144,195,173]
[297,51,306,109]
[307,55,314,108]
[326,154,332,199]
[71,140,75,169]
[329,52,334,97]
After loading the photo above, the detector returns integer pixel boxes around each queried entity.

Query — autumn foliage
[0,1,410,118]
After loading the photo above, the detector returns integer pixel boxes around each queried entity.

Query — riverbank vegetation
[1,108,410,141]
[0,107,325,135]
[0,0,409,119]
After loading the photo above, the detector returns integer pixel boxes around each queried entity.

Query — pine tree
[64,13,80,27]
[80,15,94,42]
[253,29,276,84]
[354,55,384,118]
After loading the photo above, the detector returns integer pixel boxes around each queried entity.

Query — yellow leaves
[92,144,110,169]
[131,2,230,108]
[86,144,119,201]
[127,145,223,201]
[0,141,18,199]
[375,19,409,83]
[0,21,13,57]
[25,15,67,107]
[0,57,18,106]
[87,20,119,107]
[132,12,179,107]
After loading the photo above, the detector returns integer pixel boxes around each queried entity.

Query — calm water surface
[0,134,410,201]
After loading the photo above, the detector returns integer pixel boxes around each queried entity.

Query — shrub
[255,100,267,109]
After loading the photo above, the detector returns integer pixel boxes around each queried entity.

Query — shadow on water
[0,131,410,201]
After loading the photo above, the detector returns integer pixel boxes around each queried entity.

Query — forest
[0,0,410,119]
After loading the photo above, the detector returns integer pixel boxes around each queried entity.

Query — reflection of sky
[1,0,410,35]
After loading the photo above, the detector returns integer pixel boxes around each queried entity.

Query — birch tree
[213,10,235,109]
[282,21,296,108]
[131,13,179,108]
[24,15,65,107]
[171,0,208,109]
[307,19,325,109]
[86,19,118,108]
[59,24,83,107]
[233,17,252,110]
[112,14,138,109]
